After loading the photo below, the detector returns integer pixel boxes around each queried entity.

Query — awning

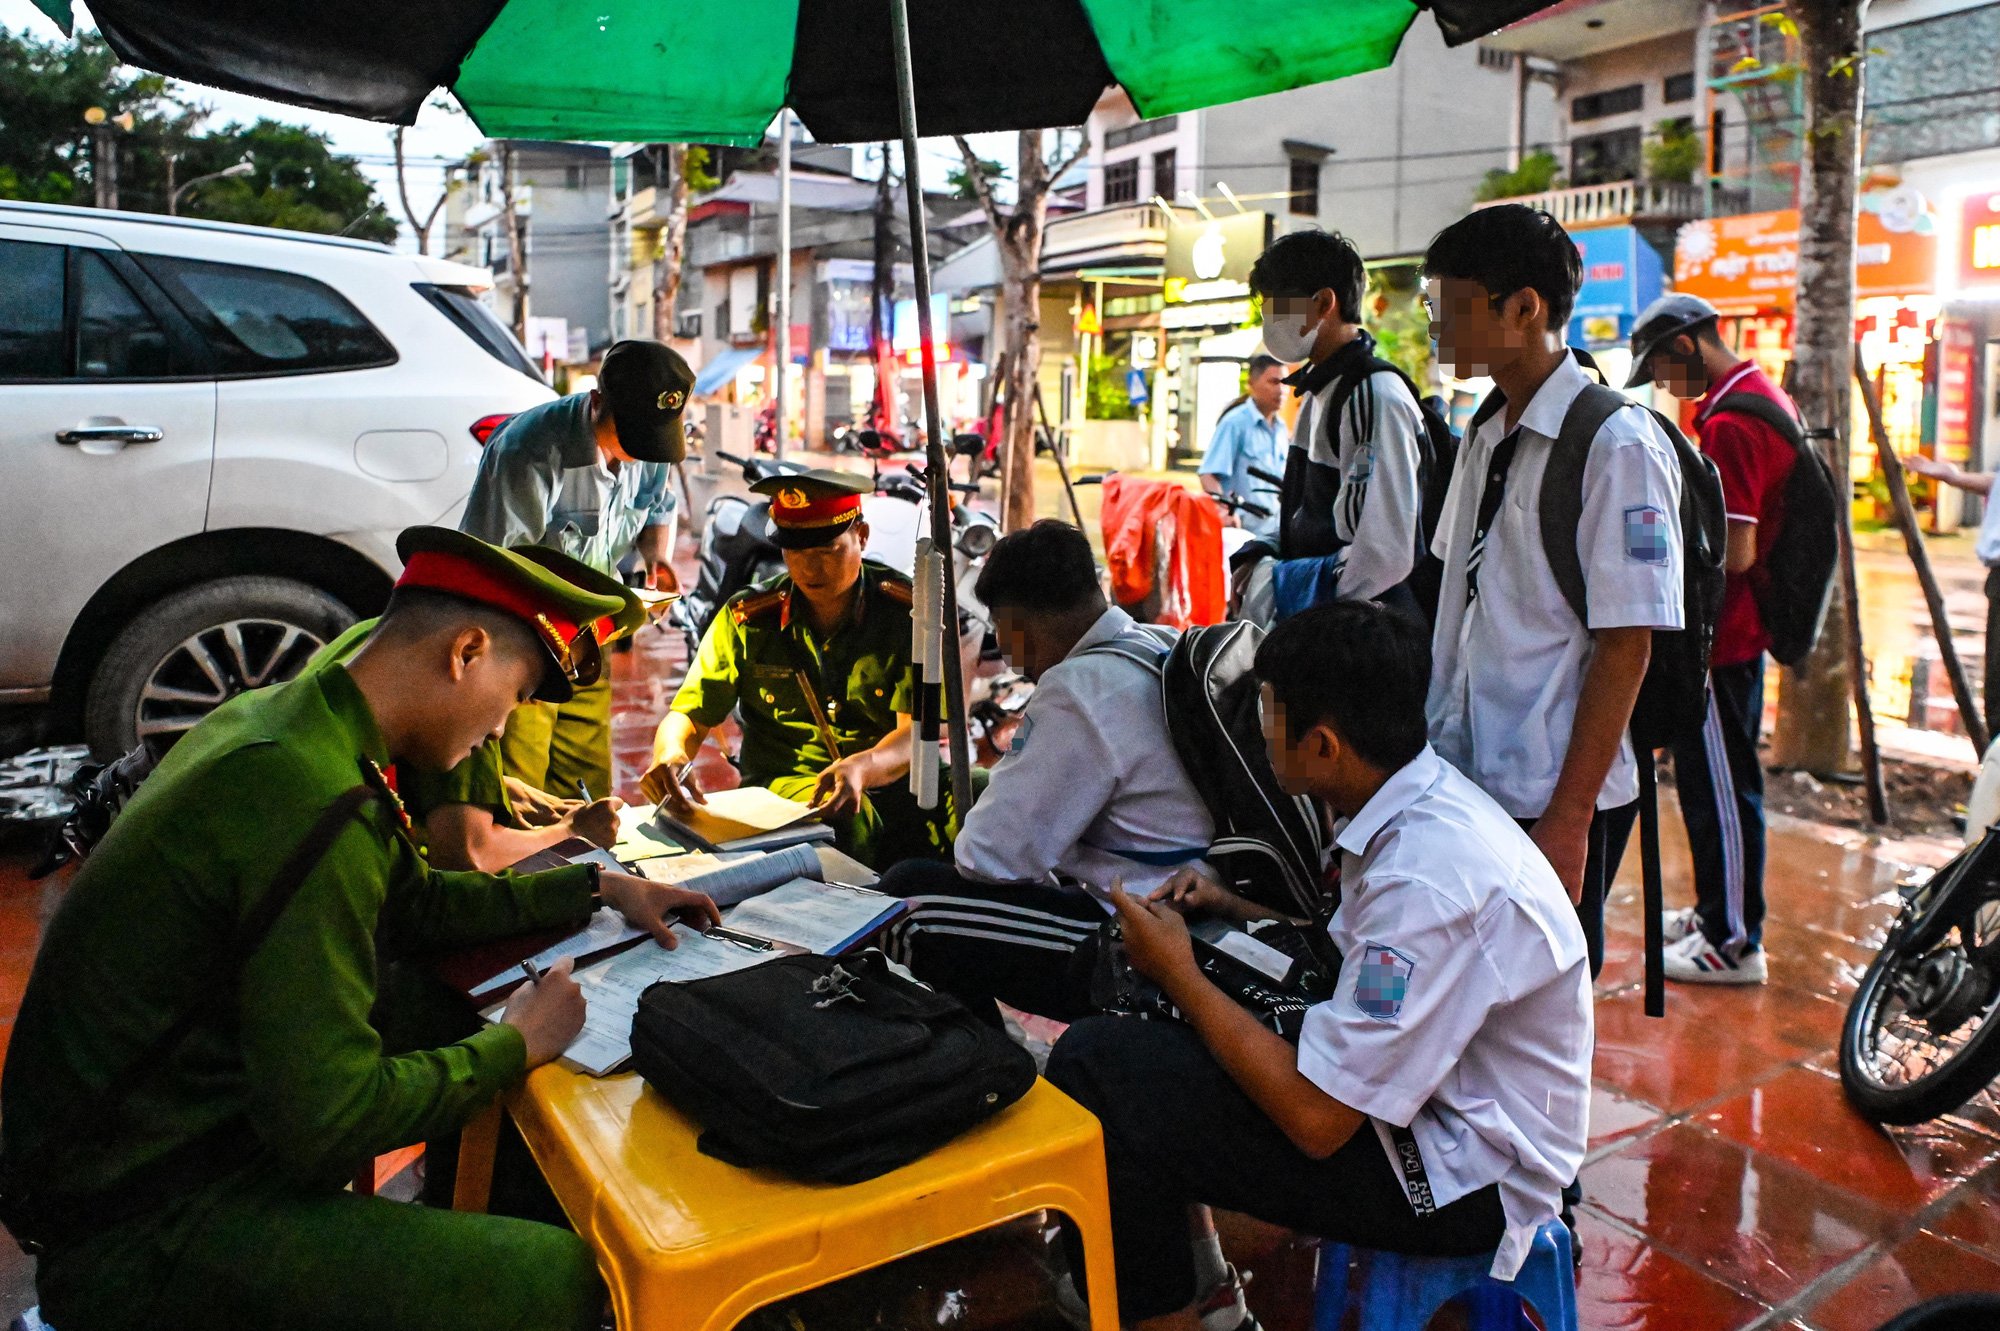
[694,345,761,397]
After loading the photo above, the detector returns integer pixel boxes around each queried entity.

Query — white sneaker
[1663,907,1702,945]
[1663,931,1768,985]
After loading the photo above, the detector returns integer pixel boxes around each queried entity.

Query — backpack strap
[1709,391,1806,450]
[1539,383,1633,630]
[1076,627,1172,676]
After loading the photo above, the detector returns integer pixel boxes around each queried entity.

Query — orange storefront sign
[1957,190,2000,293]
[1673,209,1936,312]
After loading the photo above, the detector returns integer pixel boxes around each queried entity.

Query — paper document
[635,842,824,906]
[723,878,904,955]
[612,805,686,863]
[467,906,646,1000]
[654,786,821,850]
[558,927,773,1076]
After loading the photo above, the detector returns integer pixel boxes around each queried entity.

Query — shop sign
[1162,299,1252,330]
[1957,190,2000,293]
[1937,320,1976,464]
[1164,211,1271,304]
[1674,205,1937,311]
[1570,225,1663,347]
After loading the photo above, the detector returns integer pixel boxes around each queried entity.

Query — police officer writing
[641,470,952,868]
[460,338,692,801]
[0,527,721,1331]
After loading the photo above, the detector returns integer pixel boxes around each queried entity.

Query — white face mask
[1261,299,1322,363]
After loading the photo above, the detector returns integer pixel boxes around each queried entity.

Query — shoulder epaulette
[731,587,789,625]
[876,574,913,607]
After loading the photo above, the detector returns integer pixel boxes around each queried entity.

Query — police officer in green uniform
[0,527,721,1331]
[307,546,664,871]
[641,470,955,869]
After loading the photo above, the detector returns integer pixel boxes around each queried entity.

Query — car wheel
[85,576,356,760]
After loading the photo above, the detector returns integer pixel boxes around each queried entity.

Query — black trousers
[877,859,1106,1027]
[1670,657,1767,955]
[1985,567,2000,742]
[1046,1017,1504,1322]
[1517,800,1637,979]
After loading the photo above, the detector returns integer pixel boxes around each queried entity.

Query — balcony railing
[1476,179,1713,226]
[1042,204,1166,263]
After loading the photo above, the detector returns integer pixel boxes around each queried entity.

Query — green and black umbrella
[37,0,1554,144]
[35,0,1559,808]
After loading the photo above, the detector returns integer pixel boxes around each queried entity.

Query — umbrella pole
[887,0,973,817]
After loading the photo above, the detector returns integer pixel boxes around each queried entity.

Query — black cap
[1625,293,1722,388]
[599,340,693,464]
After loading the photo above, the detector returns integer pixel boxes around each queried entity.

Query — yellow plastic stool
[456,1070,1119,1331]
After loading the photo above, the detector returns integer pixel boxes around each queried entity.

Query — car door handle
[57,425,164,446]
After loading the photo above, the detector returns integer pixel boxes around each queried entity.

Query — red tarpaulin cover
[1099,474,1225,629]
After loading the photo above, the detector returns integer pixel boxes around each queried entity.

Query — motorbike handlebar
[1246,465,1283,488]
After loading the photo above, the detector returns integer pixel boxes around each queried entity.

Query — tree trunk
[392,127,427,255]
[502,144,528,343]
[1000,242,1041,531]
[654,145,689,341]
[1771,0,1866,774]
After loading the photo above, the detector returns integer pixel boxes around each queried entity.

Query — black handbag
[629,950,1037,1184]
[1089,915,1343,1043]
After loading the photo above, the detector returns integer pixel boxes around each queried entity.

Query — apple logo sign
[1192,224,1227,280]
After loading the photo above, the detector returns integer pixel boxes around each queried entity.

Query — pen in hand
[576,780,592,804]
[520,957,544,986]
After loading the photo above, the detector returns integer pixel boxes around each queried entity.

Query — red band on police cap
[397,550,584,669]
[767,486,862,529]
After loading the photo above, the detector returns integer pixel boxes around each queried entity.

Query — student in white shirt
[879,521,1214,1026]
[1045,602,1591,1329]
[1249,229,1428,620]
[1421,204,1684,976]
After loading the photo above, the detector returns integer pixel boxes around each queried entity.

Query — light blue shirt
[459,392,676,577]
[1198,401,1285,539]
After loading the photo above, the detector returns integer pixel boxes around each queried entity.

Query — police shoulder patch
[731,587,788,625]
[1352,941,1416,1022]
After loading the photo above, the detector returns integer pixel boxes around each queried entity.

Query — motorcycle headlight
[957,524,997,559]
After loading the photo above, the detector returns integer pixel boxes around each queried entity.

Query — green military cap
[750,468,872,549]
[512,544,672,645]
[395,526,627,703]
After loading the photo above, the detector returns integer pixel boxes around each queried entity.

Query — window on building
[564,164,584,190]
[1570,127,1644,185]
[1105,158,1140,205]
[0,239,66,380]
[1105,115,1178,151]
[1152,148,1177,199]
[1664,71,1696,103]
[77,251,170,379]
[1476,46,1513,71]
[1289,157,1321,216]
[134,253,396,376]
[1571,83,1644,121]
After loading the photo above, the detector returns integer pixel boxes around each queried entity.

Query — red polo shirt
[1695,361,1800,667]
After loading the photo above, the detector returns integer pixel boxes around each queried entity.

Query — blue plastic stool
[1311,1219,1576,1331]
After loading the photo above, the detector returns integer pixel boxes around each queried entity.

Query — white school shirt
[1426,353,1684,818]
[954,607,1215,898]
[1296,747,1593,1281]
[1291,349,1428,601]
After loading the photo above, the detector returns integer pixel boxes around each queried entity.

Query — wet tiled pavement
[4,513,2000,1327]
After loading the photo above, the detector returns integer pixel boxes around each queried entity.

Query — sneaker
[1663,931,1768,985]
[1663,906,1702,945]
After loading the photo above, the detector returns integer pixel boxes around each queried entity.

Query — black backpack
[1290,356,1461,622]
[1469,356,1727,753]
[1082,621,1329,919]
[1706,391,1839,668]
[628,951,1036,1184]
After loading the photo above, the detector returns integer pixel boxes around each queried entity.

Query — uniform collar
[1068,605,1138,659]
[314,662,393,771]
[1695,360,1762,423]
[1335,746,1445,856]
[781,570,869,636]
[1283,329,1376,398]
[1510,350,1593,444]
[554,392,604,471]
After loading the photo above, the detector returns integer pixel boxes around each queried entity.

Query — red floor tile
[1698,1066,2000,1213]
[1573,1206,1772,1331]
[1800,1229,2000,1331]
[1589,1085,1670,1159]
[1581,1122,1903,1307]
[1758,919,1878,1002]
[1592,981,1835,1114]
[1925,1175,2000,1263]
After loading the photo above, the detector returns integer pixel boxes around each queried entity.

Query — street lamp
[169,160,254,215]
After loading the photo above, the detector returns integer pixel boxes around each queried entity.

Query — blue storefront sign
[1569,225,1664,349]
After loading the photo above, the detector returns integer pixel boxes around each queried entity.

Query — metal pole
[775,109,793,460]
[886,0,973,817]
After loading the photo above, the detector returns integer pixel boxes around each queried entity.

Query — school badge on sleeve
[1624,504,1670,564]
[1353,942,1416,1022]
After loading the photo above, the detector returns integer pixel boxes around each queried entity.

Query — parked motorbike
[1841,827,2000,1124]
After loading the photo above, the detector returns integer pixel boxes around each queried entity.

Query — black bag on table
[628,951,1037,1185]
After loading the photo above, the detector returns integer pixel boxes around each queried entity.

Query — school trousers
[500,674,613,801]
[1517,800,1636,980]
[876,859,1107,1027]
[1670,656,1767,955]
[1046,1016,1504,1322]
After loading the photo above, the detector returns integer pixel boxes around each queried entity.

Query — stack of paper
[653,786,832,853]
[553,927,774,1076]
[722,878,904,955]
[467,906,646,1000]
[634,842,825,906]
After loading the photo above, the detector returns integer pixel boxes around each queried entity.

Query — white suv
[0,202,556,757]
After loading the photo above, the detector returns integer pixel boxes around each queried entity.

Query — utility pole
[775,110,793,459]
[92,124,117,209]
[870,147,897,436]
[501,144,529,342]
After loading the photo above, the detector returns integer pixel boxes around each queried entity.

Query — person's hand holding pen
[504,956,586,1067]
[639,749,706,814]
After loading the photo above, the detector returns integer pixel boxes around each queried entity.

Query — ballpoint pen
[520,957,544,985]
